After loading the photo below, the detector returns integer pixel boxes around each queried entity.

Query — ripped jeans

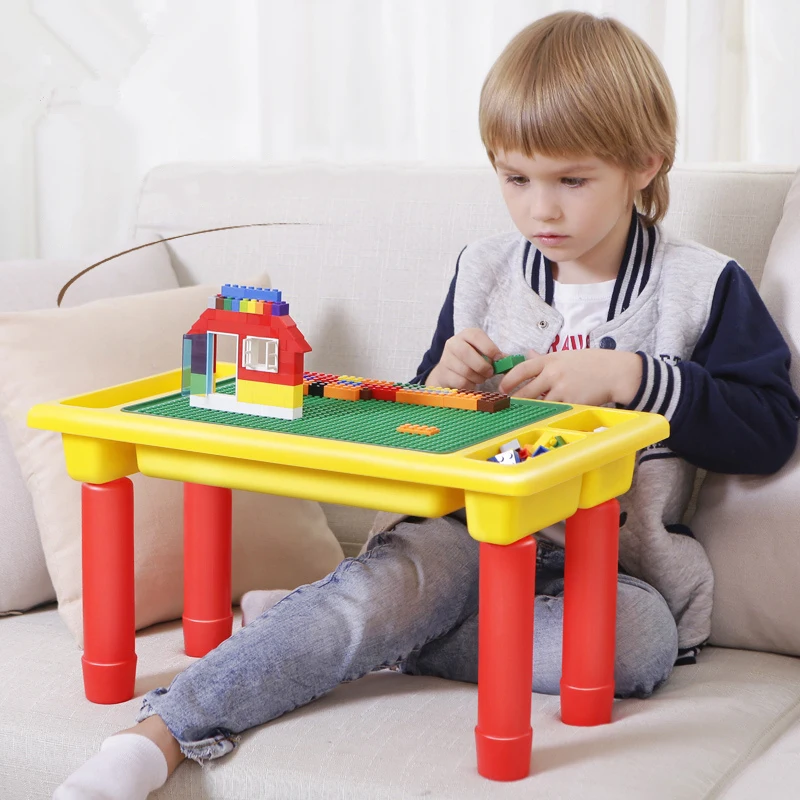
[138,514,678,762]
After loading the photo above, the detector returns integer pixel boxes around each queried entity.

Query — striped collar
[521,208,659,321]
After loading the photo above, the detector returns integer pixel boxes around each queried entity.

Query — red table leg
[81,478,137,704]
[561,499,619,726]
[475,536,537,781]
[183,483,233,657]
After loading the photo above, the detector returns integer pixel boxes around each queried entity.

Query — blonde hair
[479,12,677,226]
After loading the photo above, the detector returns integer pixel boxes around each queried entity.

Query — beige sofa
[2,164,800,799]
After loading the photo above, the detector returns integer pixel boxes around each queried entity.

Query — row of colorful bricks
[208,295,290,316]
[303,378,510,413]
[303,372,405,388]
[220,284,283,303]
[303,372,509,396]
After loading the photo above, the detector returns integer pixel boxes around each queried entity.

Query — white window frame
[243,336,279,373]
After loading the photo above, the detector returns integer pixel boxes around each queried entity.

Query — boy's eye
[505,175,528,186]
[561,177,586,188]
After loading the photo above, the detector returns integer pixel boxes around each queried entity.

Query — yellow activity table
[28,364,668,782]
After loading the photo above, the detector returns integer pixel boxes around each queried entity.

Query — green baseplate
[122,378,570,454]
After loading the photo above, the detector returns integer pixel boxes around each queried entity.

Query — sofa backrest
[133,164,793,382]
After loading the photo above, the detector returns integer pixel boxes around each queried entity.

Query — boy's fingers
[439,347,485,387]
[512,372,551,400]
[499,356,543,394]
[462,329,503,368]
[454,336,496,380]
[432,362,476,391]
[435,370,472,391]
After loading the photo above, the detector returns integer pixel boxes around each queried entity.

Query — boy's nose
[529,190,559,221]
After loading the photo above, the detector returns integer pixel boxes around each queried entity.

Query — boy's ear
[634,155,665,190]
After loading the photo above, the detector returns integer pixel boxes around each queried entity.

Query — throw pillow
[0,239,178,613]
[0,283,344,643]
[692,167,800,657]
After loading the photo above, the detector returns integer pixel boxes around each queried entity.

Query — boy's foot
[53,733,168,799]
[240,589,292,626]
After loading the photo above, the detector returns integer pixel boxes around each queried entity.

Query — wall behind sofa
[2,0,799,261]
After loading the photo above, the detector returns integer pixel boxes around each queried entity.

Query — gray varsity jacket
[373,211,799,655]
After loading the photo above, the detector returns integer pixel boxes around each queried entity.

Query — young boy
[55,11,799,799]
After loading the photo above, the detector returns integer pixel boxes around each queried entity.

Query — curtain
[257,0,749,164]
[0,0,796,259]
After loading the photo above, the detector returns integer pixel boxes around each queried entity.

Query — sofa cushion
[0,241,178,614]
[2,607,800,799]
[0,241,177,313]
[692,167,800,657]
[0,283,344,643]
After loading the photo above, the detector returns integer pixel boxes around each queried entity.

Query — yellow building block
[238,379,303,408]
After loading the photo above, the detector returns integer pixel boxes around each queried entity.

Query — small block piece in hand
[493,354,525,374]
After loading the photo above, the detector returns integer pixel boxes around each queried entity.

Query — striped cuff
[628,352,682,419]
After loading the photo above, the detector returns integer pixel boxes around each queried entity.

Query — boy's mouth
[533,234,568,246]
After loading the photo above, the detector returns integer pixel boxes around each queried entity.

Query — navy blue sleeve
[410,248,464,384]
[628,261,800,474]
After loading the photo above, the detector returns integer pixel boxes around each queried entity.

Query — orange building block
[443,392,480,411]
[396,423,440,436]
[324,384,361,401]
[395,389,439,407]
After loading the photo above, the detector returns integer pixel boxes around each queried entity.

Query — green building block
[189,372,207,395]
[493,354,525,374]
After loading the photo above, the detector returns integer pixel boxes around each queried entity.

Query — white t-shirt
[538,277,617,548]
[548,278,617,353]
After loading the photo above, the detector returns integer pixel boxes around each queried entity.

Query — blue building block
[244,286,268,301]
[531,445,550,457]
[221,284,283,303]
[272,301,289,315]
[245,286,280,302]
[187,333,207,374]
[221,283,246,300]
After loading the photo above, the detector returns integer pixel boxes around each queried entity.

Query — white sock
[53,733,168,800]
[240,589,292,627]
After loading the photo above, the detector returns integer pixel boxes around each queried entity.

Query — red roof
[188,308,312,354]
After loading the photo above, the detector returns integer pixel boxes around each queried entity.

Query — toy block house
[181,284,311,420]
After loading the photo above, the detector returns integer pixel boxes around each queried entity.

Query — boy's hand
[499,349,643,406]
[426,328,503,390]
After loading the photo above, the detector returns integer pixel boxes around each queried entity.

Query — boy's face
[493,150,658,279]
